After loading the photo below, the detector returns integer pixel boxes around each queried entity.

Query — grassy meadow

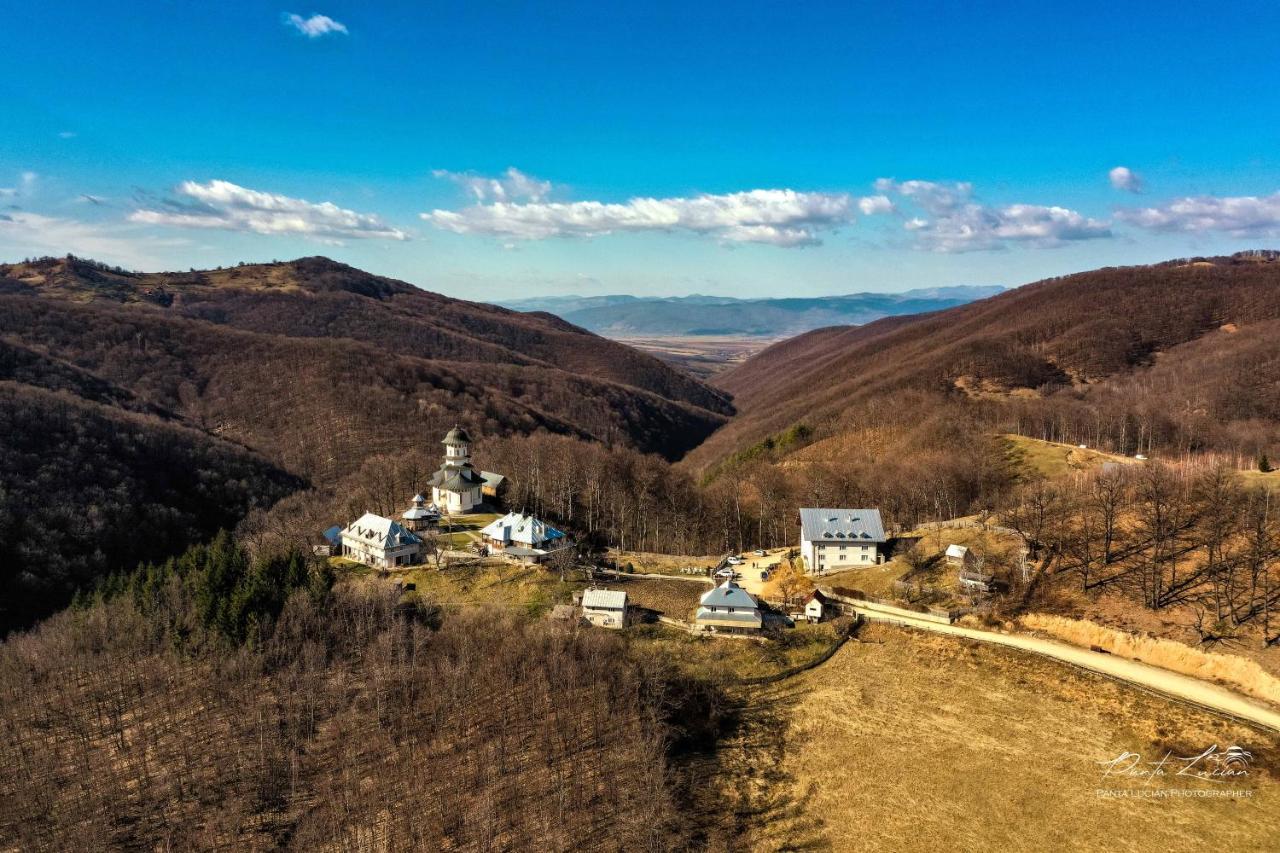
[704,623,1279,852]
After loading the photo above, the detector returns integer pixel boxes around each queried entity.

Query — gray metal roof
[698,579,760,610]
[582,589,627,610]
[799,508,886,543]
[442,426,472,445]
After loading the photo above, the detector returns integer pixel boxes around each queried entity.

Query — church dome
[442,426,472,446]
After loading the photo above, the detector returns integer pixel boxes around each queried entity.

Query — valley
[4,252,1280,851]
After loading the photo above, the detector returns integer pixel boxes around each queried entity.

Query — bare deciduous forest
[0,539,727,851]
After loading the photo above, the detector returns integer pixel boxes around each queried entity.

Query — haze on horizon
[4,1,1280,300]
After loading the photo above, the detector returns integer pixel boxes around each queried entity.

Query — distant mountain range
[496,286,1005,338]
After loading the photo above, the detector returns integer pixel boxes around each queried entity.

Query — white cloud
[129,179,407,241]
[1109,166,1143,193]
[1117,191,1280,235]
[857,194,894,215]
[422,179,855,247]
[873,178,1112,252]
[284,13,348,38]
[432,167,552,203]
[0,211,185,269]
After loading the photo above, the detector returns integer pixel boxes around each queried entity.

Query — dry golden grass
[1022,614,1280,707]
[714,624,1279,852]
[1003,433,1138,480]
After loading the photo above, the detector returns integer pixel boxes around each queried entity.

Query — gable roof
[799,508,886,544]
[341,513,422,549]
[582,589,627,610]
[480,512,566,547]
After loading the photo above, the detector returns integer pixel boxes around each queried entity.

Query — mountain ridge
[495,285,1005,338]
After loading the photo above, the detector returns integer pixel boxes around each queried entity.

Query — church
[426,426,503,514]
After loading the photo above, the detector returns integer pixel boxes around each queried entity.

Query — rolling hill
[497,286,1004,338]
[689,252,1280,471]
[0,255,736,630]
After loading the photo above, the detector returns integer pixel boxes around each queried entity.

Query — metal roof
[341,513,422,549]
[582,589,627,610]
[799,508,886,543]
[442,426,472,445]
[699,579,760,610]
[481,512,566,547]
[946,544,969,558]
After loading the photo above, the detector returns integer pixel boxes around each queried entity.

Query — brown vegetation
[0,576,725,851]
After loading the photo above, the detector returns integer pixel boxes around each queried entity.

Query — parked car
[753,549,766,556]
[726,556,744,565]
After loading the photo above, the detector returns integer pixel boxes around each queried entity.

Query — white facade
[799,508,886,575]
[340,513,422,568]
[804,594,826,622]
[581,589,627,629]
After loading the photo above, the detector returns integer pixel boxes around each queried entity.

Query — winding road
[851,604,1280,733]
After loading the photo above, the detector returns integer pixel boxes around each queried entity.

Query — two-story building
[339,512,423,568]
[799,508,886,575]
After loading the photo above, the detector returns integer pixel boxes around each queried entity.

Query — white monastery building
[340,512,422,568]
[480,512,571,563]
[427,426,502,514]
[694,579,763,634]
[799,508,886,575]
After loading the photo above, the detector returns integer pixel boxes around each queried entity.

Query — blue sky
[4,1,1280,299]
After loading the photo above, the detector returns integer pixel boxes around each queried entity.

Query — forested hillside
[0,255,734,631]
[692,252,1280,470]
[0,541,722,850]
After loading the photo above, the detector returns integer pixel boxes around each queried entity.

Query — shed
[581,588,627,629]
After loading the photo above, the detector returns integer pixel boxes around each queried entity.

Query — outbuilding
[581,588,628,629]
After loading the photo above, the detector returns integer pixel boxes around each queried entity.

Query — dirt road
[855,607,1280,732]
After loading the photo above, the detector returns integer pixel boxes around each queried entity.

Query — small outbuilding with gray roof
[799,508,887,575]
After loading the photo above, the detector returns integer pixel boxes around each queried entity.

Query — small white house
[802,589,830,623]
[695,579,763,634]
[340,513,422,568]
[581,588,627,629]
[799,508,886,575]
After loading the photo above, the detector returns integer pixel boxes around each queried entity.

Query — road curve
[853,607,1280,733]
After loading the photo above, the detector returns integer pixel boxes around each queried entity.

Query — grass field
[702,623,1279,852]
[397,561,575,616]
[629,622,842,682]
[1003,434,1139,480]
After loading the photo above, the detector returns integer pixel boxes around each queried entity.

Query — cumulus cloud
[1109,166,1143,193]
[284,13,348,37]
[432,167,552,203]
[873,178,1112,252]
[857,194,894,215]
[1117,191,1280,235]
[422,172,857,247]
[129,179,407,241]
